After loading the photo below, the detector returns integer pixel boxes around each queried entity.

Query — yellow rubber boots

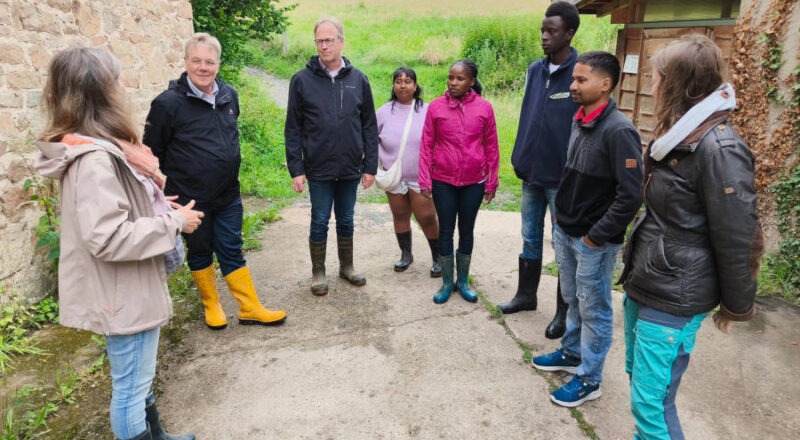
[224,266,287,326]
[191,265,228,330]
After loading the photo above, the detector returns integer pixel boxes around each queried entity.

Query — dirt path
[154,200,800,439]
[244,67,290,109]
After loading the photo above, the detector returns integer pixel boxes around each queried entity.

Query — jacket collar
[545,47,578,74]
[172,72,231,106]
[307,55,354,79]
[445,89,478,108]
[576,98,617,128]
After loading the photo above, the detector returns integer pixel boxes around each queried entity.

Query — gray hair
[184,32,222,59]
[314,17,344,39]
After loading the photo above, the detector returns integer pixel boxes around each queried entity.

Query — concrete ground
[157,200,800,440]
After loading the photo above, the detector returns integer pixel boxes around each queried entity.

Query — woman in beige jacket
[35,47,202,440]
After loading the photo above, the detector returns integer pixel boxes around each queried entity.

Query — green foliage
[1,365,85,440]
[31,298,58,327]
[543,261,559,277]
[191,0,296,80]
[24,178,60,274]
[0,294,48,374]
[242,207,283,251]
[462,17,541,91]
[761,164,800,301]
[234,75,298,201]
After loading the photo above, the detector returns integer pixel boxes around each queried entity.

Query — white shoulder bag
[375,107,414,191]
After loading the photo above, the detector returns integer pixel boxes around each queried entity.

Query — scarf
[116,139,166,189]
[650,83,736,161]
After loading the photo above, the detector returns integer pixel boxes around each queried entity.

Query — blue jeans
[182,196,246,276]
[431,180,485,256]
[308,178,360,242]
[624,295,706,440]
[105,328,160,439]
[520,184,558,260]
[553,224,621,385]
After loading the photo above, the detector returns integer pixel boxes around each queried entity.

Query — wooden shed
[572,0,740,142]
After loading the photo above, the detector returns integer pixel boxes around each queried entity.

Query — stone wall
[0,0,194,302]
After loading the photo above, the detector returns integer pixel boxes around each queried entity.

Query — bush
[462,18,542,92]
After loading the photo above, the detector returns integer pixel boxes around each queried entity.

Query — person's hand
[292,175,306,193]
[175,199,204,234]
[420,190,433,199]
[166,195,180,209]
[484,192,495,204]
[582,235,599,248]
[362,173,375,189]
[712,310,734,334]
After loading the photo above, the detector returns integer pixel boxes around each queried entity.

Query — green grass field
[242,0,620,210]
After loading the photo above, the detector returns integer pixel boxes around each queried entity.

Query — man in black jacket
[531,52,643,408]
[144,33,286,330]
[284,17,379,296]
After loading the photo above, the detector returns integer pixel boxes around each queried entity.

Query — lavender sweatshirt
[376,101,428,182]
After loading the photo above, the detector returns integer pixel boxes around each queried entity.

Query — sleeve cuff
[719,303,756,321]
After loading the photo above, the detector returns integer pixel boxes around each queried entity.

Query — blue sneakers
[531,348,580,373]
[550,375,601,407]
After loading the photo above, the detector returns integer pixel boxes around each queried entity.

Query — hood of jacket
[35,136,125,180]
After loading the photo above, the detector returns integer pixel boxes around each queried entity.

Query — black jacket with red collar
[554,98,644,245]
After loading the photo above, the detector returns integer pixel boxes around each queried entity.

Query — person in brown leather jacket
[619,34,763,439]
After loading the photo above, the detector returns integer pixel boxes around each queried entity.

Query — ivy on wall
[730,0,800,298]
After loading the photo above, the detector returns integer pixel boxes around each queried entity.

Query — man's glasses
[314,38,338,47]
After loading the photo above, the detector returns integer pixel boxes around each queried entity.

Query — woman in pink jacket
[419,59,500,304]
[35,47,202,440]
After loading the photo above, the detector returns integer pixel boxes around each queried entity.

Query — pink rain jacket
[418,90,499,193]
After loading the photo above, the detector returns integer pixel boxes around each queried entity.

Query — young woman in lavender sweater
[377,67,441,277]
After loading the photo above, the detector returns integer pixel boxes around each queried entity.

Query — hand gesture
[175,199,204,234]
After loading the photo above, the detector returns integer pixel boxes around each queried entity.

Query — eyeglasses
[188,57,218,68]
[314,38,339,47]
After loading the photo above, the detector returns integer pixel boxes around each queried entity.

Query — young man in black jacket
[144,33,286,330]
[531,52,643,408]
[284,17,379,296]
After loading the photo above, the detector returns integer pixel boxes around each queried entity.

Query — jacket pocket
[646,236,679,276]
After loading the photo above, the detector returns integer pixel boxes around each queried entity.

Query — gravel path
[244,66,290,109]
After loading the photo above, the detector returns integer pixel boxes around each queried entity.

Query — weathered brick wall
[0,0,194,302]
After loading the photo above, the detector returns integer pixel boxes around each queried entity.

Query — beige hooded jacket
[35,136,185,335]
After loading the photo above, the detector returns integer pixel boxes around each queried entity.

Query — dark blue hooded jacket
[510,47,579,188]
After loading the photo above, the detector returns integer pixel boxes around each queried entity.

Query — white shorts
[386,180,421,195]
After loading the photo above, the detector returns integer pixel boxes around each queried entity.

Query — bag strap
[396,106,414,162]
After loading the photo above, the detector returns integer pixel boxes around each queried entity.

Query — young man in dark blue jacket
[532,51,643,408]
[501,1,580,340]
[144,33,287,329]
[284,17,379,296]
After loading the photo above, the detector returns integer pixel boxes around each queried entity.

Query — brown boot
[337,236,366,286]
[309,240,329,295]
[191,264,227,330]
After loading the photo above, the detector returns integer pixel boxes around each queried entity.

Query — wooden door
[616,25,736,145]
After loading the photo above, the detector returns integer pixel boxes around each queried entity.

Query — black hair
[389,66,424,112]
[576,51,621,90]
[545,1,580,33]
[450,58,483,95]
